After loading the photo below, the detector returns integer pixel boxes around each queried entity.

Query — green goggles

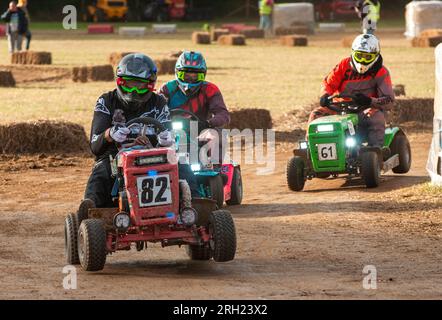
[117,76,156,95]
[176,70,206,84]
[353,51,378,64]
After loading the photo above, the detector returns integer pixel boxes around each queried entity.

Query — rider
[159,51,231,164]
[309,33,394,150]
[83,53,178,209]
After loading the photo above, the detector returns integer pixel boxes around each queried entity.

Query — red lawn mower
[65,117,237,272]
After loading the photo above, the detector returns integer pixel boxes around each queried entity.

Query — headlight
[299,141,308,150]
[135,155,167,166]
[346,137,357,148]
[191,164,201,172]
[172,122,183,130]
[179,208,198,227]
[317,124,334,132]
[113,213,130,230]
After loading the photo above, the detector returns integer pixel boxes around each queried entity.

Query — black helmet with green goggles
[116,53,158,109]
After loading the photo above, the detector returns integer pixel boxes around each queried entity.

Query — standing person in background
[355,0,381,34]
[17,0,31,50]
[1,1,28,54]
[259,0,274,36]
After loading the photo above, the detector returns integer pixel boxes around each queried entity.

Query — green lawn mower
[287,95,412,190]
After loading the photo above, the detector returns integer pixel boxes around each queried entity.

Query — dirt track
[0,132,441,300]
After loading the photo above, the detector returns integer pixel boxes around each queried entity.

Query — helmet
[351,34,380,74]
[175,51,207,96]
[116,53,158,109]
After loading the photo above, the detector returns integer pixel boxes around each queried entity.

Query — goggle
[353,51,378,64]
[117,76,156,95]
[176,70,206,84]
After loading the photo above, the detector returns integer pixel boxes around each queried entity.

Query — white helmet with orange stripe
[351,34,380,74]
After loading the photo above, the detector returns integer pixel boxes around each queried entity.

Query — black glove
[354,93,372,108]
[199,120,212,131]
[320,94,331,107]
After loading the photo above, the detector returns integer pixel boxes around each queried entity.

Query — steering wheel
[170,109,209,130]
[327,94,366,114]
[121,117,166,148]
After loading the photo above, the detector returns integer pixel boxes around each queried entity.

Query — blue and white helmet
[175,51,207,96]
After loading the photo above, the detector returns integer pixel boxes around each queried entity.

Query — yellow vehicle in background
[82,0,129,22]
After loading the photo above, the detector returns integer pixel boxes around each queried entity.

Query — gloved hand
[158,130,174,147]
[109,125,131,143]
[354,93,372,108]
[320,94,331,108]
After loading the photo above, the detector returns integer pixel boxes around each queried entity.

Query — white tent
[427,43,442,185]
[405,1,442,39]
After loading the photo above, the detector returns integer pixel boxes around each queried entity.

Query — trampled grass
[0,25,436,131]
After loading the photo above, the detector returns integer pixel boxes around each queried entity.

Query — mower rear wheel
[65,213,80,265]
[226,167,243,206]
[391,135,412,174]
[208,210,236,262]
[186,245,212,261]
[361,151,381,188]
[287,156,306,191]
[77,198,95,226]
[209,175,224,209]
[78,219,107,272]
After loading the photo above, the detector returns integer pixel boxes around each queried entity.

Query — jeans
[7,32,23,53]
[259,14,272,32]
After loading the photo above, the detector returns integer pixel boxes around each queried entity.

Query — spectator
[1,1,28,54]
[259,0,274,36]
[17,0,31,51]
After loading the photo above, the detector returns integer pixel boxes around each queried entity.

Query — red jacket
[321,57,395,111]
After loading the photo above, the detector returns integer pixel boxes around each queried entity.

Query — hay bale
[342,36,358,48]
[0,121,90,155]
[280,35,308,47]
[0,70,15,87]
[411,36,442,47]
[72,66,88,83]
[393,84,406,97]
[72,65,114,82]
[119,27,146,37]
[239,28,265,39]
[88,24,114,34]
[218,34,246,46]
[275,26,310,36]
[389,97,434,124]
[87,65,114,82]
[109,52,133,66]
[11,51,52,65]
[156,58,176,75]
[168,50,183,59]
[211,28,230,41]
[420,29,442,37]
[192,32,211,45]
[229,109,273,131]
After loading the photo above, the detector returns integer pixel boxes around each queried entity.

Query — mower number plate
[137,174,172,208]
[318,143,338,161]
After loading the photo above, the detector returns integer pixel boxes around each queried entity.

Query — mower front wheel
[186,245,212,261]
[226,167,243,206]
[78,219,107,272]
[287,156,306,191]
[391,134,412,174]
[65,213,80,265]
[209,175,225,209]
[361,151,381,188]
[208,210,236,262]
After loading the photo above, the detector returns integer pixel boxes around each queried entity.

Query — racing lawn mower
[287,95,412,190]
[171,109,243,209]
[65,117,237,272]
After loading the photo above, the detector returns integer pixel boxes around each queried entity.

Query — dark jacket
[90,89,171,161]
[1,8,28,35]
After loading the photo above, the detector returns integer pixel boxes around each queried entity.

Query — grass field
[0,23,436,131]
